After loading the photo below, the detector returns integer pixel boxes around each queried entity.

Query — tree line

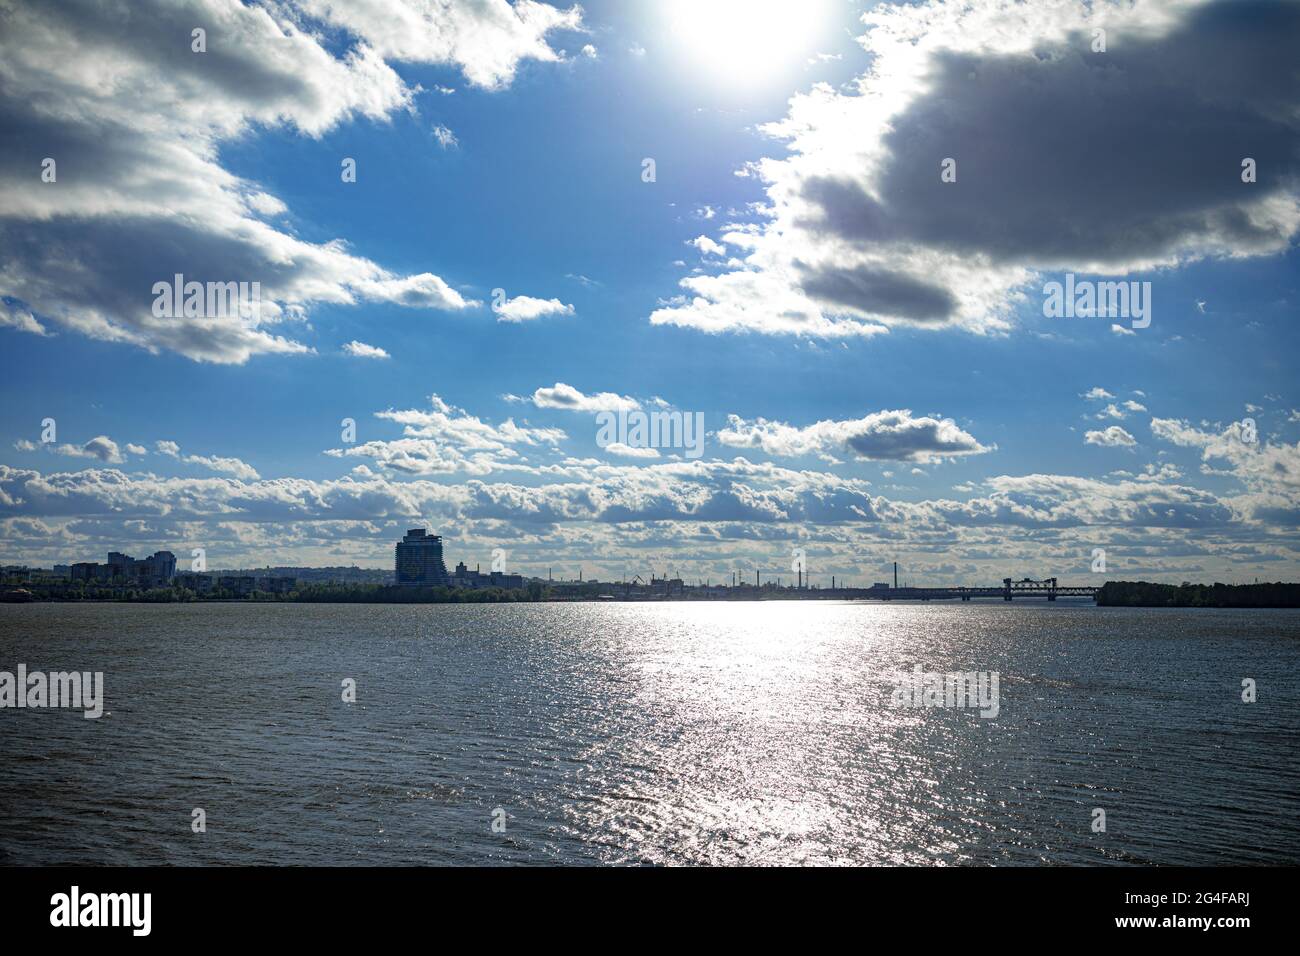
[13,581,552,603]
[1096,581,1300,608]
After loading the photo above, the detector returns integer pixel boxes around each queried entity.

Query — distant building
[450,560,474,588]
[395,529,449,586]
[449,560,523,590]
[0,566,32,585]
[71,562,111,583]
[71,550,177,587]
[174,572,215,592]
[658,577,685,597]
[237,566,390,585]
[141,551,177,585]
[218,575,257,597]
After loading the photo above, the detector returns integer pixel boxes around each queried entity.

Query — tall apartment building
[394,529,449,586]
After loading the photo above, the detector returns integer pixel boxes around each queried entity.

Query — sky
[1,0,1298,586]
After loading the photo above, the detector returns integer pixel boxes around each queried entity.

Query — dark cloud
[795,258,957,322]
[661,0,1300,336]
[798,0,1300,269]
[0,0,510,362]
[845,417,984,460]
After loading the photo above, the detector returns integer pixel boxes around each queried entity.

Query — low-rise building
[71,562,114,584]
[449,561,523,590]
[175,572,215,592]
[218,575,257,597]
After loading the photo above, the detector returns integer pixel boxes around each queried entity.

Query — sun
[665,0,834,83]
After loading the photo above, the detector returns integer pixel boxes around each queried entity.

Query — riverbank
[7,579,1299,607]
[1096,580,1300,608]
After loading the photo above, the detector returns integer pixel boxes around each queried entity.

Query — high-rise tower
[395,529,449,586]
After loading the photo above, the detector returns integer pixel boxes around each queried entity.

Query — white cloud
[529,383,640,412]
[432,124,459,149]
[244,192,288,218]
[1151,417,1300,495]
[298,0,583,90]
[325,394,567,476]
[688,235,727,257]
[55,436,124,463]
[182,454,261,481]
[0,302,49,336]
[605,442,660,459]
[716,409,990,463]
[1085,426,1137,447]
[155,439,259,479]
[342,340,391,360]
[353,273,474,311]
[0,452,1240,543]
[493,295,575,323]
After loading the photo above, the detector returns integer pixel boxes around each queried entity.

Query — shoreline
[4,580,1299,608]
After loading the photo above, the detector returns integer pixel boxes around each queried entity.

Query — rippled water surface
[2,601,1298,865]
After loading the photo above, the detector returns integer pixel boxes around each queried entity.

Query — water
[1,601,1297,866]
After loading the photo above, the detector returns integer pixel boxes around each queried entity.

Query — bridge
[795,577,1099,602]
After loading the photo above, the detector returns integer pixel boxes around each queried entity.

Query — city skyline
[2,0,1299,587]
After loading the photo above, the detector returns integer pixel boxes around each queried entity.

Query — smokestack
[894,561,898,589]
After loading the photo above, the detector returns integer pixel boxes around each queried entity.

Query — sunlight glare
[666,0,833,82]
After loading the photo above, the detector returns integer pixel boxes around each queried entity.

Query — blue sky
[2,0,1298,585]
